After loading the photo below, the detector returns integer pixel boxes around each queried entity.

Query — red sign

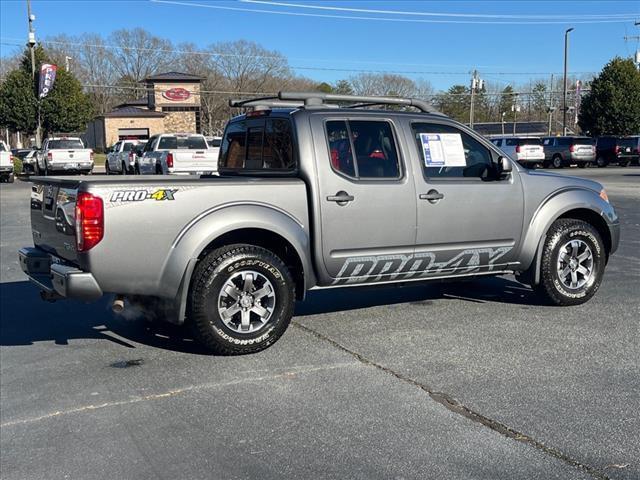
[162,87,191,101]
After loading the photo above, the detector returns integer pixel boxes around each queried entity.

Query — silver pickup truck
[19,93,620,355]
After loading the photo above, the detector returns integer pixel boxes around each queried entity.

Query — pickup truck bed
[27,175,309,299]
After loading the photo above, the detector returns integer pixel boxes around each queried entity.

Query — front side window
[412,123,496,179]
[325,120,401,179]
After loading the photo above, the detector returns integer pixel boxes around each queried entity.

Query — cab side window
[412,123,497,180]
[325,120,401,179]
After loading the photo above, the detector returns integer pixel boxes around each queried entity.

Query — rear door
[310,115,417,284]
[408,121,524,276]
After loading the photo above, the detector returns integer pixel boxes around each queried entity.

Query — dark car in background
[595,136,639,167]
[541,136,595,168]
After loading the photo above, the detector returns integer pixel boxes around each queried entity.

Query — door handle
[327,191,354,205]
[419,190,444,203]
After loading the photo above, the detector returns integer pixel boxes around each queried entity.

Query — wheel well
[197,228,305,300]
[558,208,612,257]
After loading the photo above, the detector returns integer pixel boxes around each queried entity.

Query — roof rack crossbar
[229,96,279,108]
[277,91,440,114]
[229,98,306,109]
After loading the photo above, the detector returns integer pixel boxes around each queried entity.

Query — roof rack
[229,92,441,114]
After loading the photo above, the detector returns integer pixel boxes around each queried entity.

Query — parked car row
[490,135,639,169]
[105,133,220,175]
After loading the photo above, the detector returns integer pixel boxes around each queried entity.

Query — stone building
[85,72,202,150]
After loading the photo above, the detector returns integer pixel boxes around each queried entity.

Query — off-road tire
[7,173,14,183]
[189,244,295,355]
[534,219,606,306]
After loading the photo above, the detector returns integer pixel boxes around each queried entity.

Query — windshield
[157,136,207,150]
[48,139,84,149]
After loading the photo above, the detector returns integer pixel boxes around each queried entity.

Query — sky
[1,0,639,91]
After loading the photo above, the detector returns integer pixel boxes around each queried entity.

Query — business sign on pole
[38,64,57,99]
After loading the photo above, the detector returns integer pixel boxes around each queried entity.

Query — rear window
[618,138,635,147]
[219,118,295,172]
[157,136,207,150]
[572,137,593,145]
[517,138,541,146]
[208,138,222,147]
[48,139,84,149]
[0,143,6,152]
[122,142,136,151]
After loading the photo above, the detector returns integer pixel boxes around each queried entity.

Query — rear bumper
[0,166,13,173]
[569,153,595,163]
[18,247,102,301]
[48,162,94,172]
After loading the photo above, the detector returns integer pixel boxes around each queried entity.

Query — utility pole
[469,70,483,129]
[26,0,41,148]
[563,27,574,136]
[547,73,554,135]
[624,21,640,70]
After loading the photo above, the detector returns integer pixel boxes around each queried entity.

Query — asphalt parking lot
[1,167,638,479]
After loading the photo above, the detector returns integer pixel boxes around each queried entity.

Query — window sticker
[419,133,466,167]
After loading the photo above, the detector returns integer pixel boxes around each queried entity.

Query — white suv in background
[491,137,545,168]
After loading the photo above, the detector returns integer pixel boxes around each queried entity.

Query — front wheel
[189,244,295,355]
[534,219,606,306]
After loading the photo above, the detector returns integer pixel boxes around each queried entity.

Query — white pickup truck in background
[35,137,94,175]
[105,139,145,175]
[138,133,217,175]
[0,140,14,183]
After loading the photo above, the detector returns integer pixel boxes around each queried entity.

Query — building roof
[102,106,165,118]
[115,98,149,108]
[143,71,203,82]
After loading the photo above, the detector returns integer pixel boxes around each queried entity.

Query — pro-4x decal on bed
[332,247,512,285]
[110,188,178,202]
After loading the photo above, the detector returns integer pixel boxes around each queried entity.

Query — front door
[407,121,524,277]
[310,116,417,285]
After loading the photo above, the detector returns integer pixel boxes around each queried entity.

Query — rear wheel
[552,155,564,169]
[7,173,14,183]
[619,160,629,167]
[155,164,163,175]
[596,156,608,168]
[534,219,606,306]
[134,163,140,175]
[577,162,587,168]
[121,162,128,174]
[105,161,111,175]
[189,244,295,355]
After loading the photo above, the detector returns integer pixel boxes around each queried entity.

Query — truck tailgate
[30,177,80,263]
[171,150,217,172]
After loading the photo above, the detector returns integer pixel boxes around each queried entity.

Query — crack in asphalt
[0,363,357,428]
[292,321,611,480]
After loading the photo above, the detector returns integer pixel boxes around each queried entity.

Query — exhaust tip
[112,296,125,314]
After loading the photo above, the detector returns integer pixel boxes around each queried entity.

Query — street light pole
[26,0,41,148]
[563,27,574,136]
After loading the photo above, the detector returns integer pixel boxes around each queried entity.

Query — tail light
[166,152,174,168]
[569,144,575,152]
[75,192,104,252]
[515,145,521,153]
[615,146,620,154]
[47,152,52,161]
[9,155,14,164]
[90,151,94,162]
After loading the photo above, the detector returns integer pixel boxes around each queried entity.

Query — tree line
[1,28,638,140]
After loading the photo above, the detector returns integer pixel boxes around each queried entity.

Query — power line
[151,0,639,25]
[0,40,596,77]
[241,0,639,20]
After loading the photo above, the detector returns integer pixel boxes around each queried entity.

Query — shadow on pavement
[2,276,542,351]
[296,275,542,315]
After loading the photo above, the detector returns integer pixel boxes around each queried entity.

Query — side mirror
[499,156,512,173]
